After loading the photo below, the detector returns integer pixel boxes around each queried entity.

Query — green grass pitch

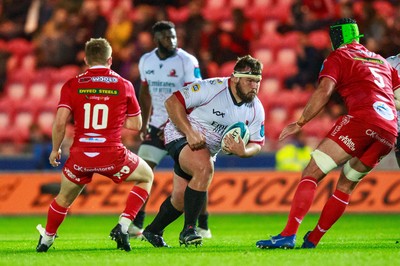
[0,214,399,266]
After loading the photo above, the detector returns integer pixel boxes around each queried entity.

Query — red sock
[281,176,317,236]
[121,186,149,220]
[308,189,350,245]
[45,199,69,235]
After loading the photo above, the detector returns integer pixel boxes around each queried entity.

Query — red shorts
[62,146,140,185]
[327,115,396,168]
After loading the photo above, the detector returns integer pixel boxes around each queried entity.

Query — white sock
[118,217,131,233]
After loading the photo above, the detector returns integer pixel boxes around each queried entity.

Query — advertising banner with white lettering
[0,171,399,214]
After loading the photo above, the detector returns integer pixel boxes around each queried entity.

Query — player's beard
[237,82,256,103]
[157,41,176,58]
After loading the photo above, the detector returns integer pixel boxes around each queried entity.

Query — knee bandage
[311,149,338,174]
[343,161,370,182]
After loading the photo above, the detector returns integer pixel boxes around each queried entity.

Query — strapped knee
[311,149,338,174]
[343,161,370,182]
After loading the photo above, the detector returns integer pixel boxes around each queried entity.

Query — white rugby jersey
[387,53,400,72]
[164,77,265,158]
[139,48,202,128]
[387,53,400,131]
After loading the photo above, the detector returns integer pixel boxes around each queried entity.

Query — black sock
[133,210,145,229]
[198,213,209,230]
[184,186,207,229]
[146,196,182,235]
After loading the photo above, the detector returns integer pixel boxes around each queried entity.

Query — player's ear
[231,76,240,83]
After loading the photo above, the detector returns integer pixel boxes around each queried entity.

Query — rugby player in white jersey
[386,53,400,167]
[142,55,265,247]
[128,21,211,238]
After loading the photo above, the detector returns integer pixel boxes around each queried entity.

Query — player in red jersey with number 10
[36,38,154,252]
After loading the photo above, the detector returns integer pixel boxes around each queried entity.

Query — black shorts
[395,135,400,158]
[165,138,192,180]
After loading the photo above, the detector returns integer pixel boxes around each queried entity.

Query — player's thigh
[179,145,214,178]
[57,173,85,206]
[303,138,351,179]
[125,157,154,183]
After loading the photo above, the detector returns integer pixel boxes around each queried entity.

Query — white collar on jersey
[90,65,108,69]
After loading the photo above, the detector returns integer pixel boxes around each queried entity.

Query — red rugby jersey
[319,43,400,135]
[58,66,140,147]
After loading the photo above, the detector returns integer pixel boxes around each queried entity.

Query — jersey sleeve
[58,79,73,110]
[183,54,202,85]
[319,53,340,84]
[178,79,222,110]
[248,100,265,146]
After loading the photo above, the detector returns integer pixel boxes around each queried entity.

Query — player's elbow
[125,116,142,131]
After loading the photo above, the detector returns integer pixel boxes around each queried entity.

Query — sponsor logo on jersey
[212,109,225,117]
[78,77,92,83]
[373,101,395,120]
[260,123,265,137]
[211,121,228,135]
[86,95,110,101]
[338,135,356,151]
[191,84,200,92]
[79,137,106,143]
[149,80,176,87]
[145,70,155,74]
[353,57,384,64]
[194,67,202,78]
[78,88,119,95]
[91,76,118,83]
[168,69,178,77]
[73,164,115,172]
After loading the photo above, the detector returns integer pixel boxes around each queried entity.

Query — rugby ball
[221,122,250,155]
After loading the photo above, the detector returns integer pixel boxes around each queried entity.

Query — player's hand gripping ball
[221,122,250,155]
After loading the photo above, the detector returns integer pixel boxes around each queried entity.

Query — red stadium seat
[218,60,236,77]
[27,81,49,100]
[36,109,55,137]
[12,110,34,142]
[253,48,274,66]
[6,38,34,57]
[4,82,27,103]
[309,30,331,50]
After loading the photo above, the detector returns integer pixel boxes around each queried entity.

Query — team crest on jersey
[191,84,201,92]
[168,69,178,77]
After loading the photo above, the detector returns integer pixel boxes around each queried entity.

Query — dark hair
[234,55,263,75]
[329,18,363,50]
[152,21,175,34]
